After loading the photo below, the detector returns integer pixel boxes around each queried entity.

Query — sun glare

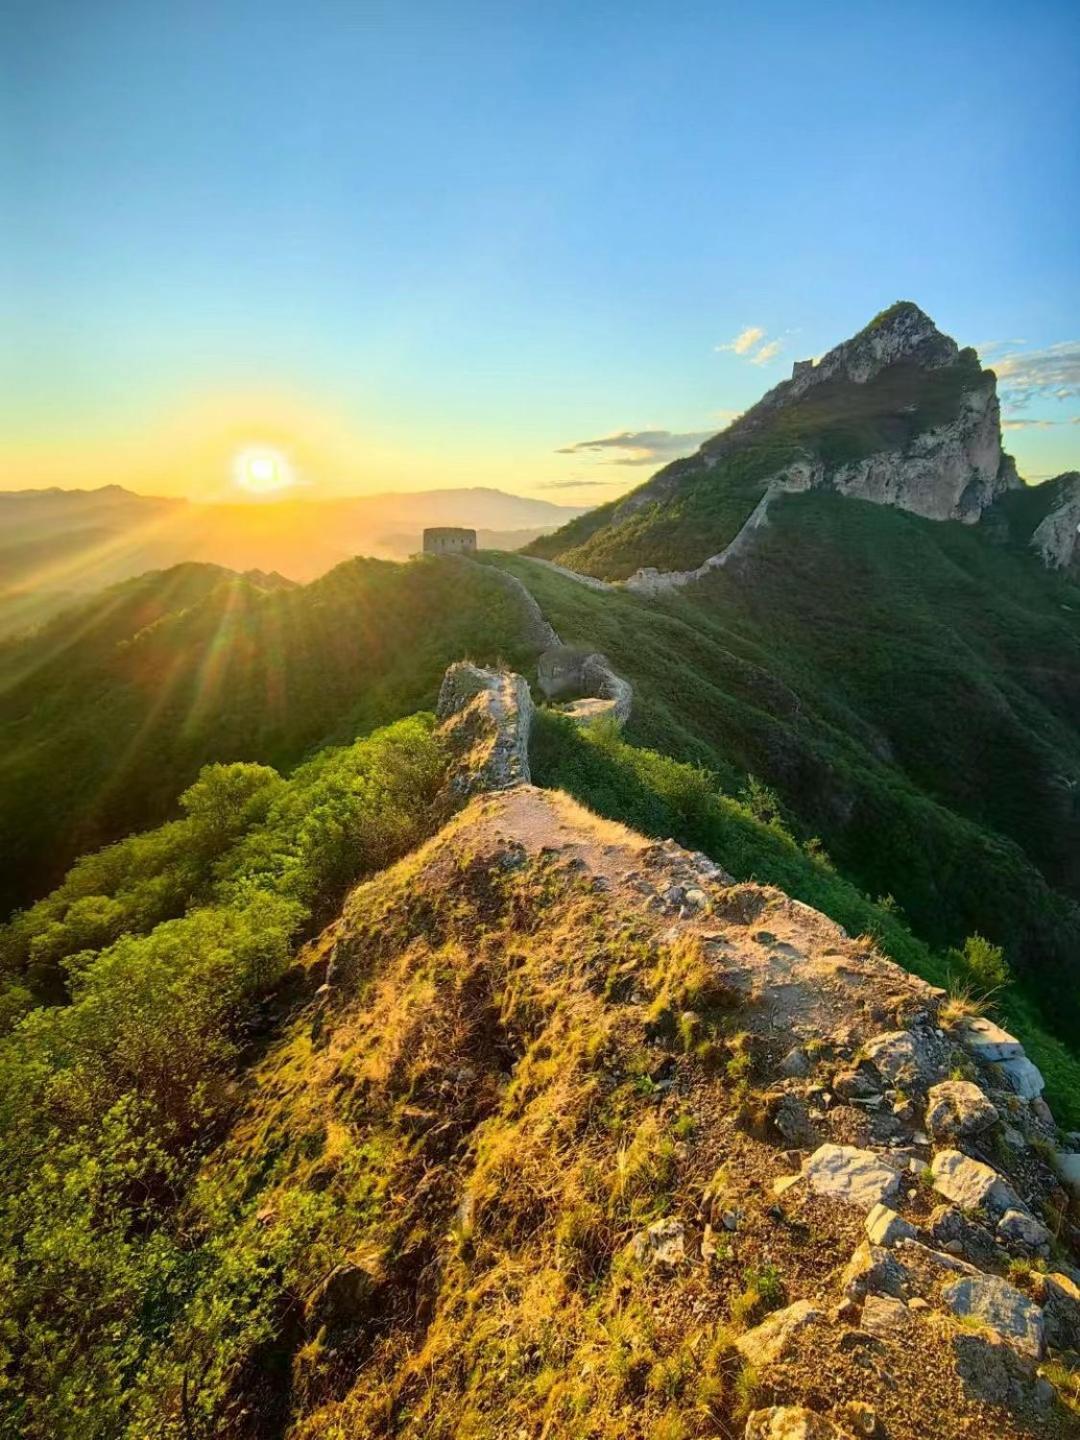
[232,446,296,495]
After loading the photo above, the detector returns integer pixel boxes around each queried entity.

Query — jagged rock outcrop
[708,301,1020,525]
[1030,471,1080,570]
[532,302,1044,590]
[436,661,533,791]
[226,660,1080,1438]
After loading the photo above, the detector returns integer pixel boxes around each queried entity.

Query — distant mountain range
[0,484,586,636]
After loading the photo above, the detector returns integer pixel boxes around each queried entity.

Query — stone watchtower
[423,527,477,557]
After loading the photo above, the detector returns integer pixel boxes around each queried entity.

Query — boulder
[940,1273,1044,1358]
[780,1046,812,1078]
[841,1240,909,1301]
[771,1093,819,1148]
[735,1299,823,1366]
[864,1203,917,1248]
[951,1327,1034,1404]
[930,1149,1021,1216]
[927,1204,1001,1269]
[997,1208,1051,1252]
[893,1237,980,1284]
[859,1294,911,1339]
[924,1080,998,1142]
[832,1068,880,1102]
[862,1029,943,1086]
[995,1055,1045,1100]
[630,1216,685,1270]
[1033,1271,1080,1351]
[804,1144,901,1211]
[956,1016,1023,1062]
[745,1407,851,1439]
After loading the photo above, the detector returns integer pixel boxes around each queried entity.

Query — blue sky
[2,0,1078,501]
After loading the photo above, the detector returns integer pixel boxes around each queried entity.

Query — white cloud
[729,326,766,355]
[751,339,783,366]
[1002,415,1080,430]
[991,341,1080,408]
[715,325,784,366]
[556,428,713,467]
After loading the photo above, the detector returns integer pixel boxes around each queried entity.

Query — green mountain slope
[526,302,1020,581]
[3,679,1079,1439]
[486,504,1080,1043]
[0,556,536,916]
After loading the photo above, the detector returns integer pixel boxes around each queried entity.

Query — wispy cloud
[1002,415,1080,430]
[751,339,783,366]
[556,429,713,466]
[719,325,766,356]
[715,325,784,366]
[990,341,1080,408]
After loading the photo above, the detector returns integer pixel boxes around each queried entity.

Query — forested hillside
[486,496,1080,1047]
[0,556,534,913]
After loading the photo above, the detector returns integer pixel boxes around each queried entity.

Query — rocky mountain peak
[697,301,1021,529]
[784,300,960,399]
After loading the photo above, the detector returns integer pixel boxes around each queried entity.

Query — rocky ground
[273,665,1080,1438]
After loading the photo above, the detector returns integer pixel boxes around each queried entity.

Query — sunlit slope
[484,501,1080,1040]
[526,302,1016,581]
[8,772,1076,1438]
[0,556,537,914]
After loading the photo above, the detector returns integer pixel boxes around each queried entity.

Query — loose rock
[940,1273,1044,1358]
[927,1204,1001,1269]
[630,1216,685,1270]
[745,1406,851,1439]
[924,1080,998,1142]
[864,1202,917,1248]
[804,1144,901,1211]
[735,1299,823,1366]
[859,1294,911,1338]
[956,1016,1023,1062]
[780,1046,812,1078]
[862,1029,943,1086]
[841,1240,909,1301]
[997,1208,1051,1252]
[930,1149,1022,1216]
[1033,1270,1080,1351]
[995,1055,1045,1100]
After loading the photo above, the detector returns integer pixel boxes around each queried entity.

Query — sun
[232,446,296,495]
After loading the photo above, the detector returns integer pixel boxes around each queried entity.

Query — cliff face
[711,301,1021,526]
[1031,472,1080,571]
[528,302,1032,583]
[832,375,1018,520]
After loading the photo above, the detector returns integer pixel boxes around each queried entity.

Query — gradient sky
[2,0,1078,505]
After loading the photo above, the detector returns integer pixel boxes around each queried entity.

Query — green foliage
[948,933,1011,995]
[488,501,1080,1054]
[527,346,987,579]
[0,555,535,916]
[0,715,448,1437]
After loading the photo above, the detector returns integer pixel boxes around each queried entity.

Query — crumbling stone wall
[537,645,632,726]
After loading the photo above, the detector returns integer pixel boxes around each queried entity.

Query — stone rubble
[803,1144,902,1211]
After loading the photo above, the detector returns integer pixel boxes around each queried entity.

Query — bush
[0,714,449,1438]
[949,933,1011,995]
